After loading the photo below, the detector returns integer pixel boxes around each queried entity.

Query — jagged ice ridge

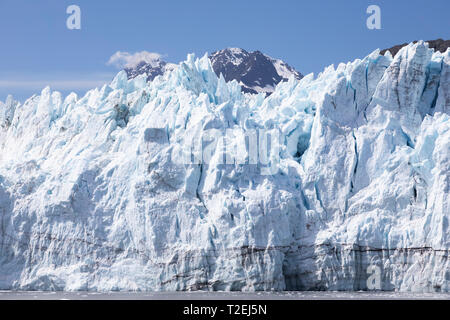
[0,41,449,292]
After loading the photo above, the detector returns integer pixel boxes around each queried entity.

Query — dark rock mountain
[124,48,302,95]
[209,48,302,94]
[381,38,449,56]
[124,59,176,82]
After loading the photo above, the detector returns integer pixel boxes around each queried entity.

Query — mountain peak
[124,57,176,82]
[124,48,303,95]
[209,48,303,95]
[381,38,449,56]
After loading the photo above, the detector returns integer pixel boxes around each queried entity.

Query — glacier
[0,41,448,292]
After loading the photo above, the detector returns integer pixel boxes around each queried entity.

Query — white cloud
[107,51,164,69]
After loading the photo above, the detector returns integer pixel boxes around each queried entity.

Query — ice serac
[0,42,449,292]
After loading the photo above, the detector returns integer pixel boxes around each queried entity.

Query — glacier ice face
[0,42,449,292]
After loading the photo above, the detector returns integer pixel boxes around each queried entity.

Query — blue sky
[0,0,449,101]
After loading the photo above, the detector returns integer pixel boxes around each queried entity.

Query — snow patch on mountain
[209,48,302,95]
[124,48,303,95]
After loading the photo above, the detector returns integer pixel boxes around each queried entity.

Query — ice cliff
[0,41,448,292]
